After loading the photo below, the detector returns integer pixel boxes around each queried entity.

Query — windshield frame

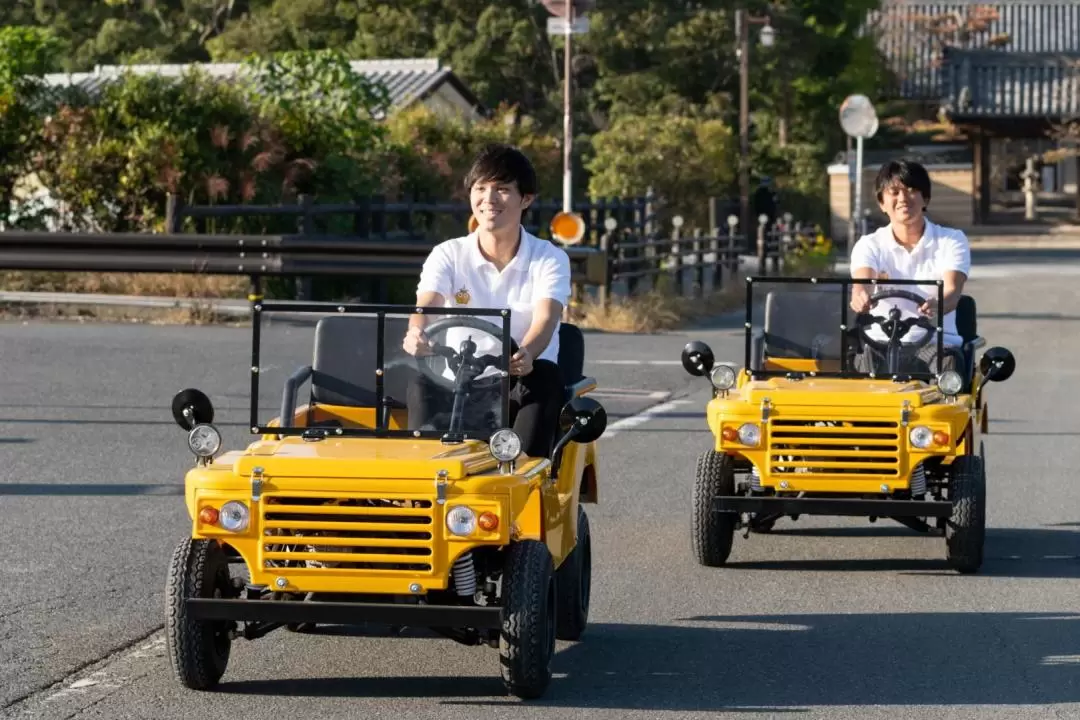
[744,276,946,382]
[249,301,513,440]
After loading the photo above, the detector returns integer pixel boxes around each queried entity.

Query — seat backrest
[955,294,977,342]
[763,287,844,359]
[557,322,585,384]
[310,315,410,408]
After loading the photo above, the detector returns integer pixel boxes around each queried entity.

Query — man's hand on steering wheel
[510,345,533,376]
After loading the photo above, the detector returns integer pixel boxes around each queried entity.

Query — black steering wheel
[853,289,938,375]
[414,315,519,392]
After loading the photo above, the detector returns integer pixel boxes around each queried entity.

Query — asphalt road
[2,251,1079,719]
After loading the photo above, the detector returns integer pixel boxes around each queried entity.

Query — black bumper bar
[188,598,504,629]
[714,496,953,518]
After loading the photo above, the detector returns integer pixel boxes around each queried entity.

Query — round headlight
[738,423,761,446]
[218,501,249,532]
[909,425,933,449]
[709,364,737,390]
[937,370,963,396]
[188,424,221,457]
[489,429,522,462]
[446,506,477,536]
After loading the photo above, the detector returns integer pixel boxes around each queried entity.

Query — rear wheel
[945,452,986,573]
[165,538,234,690]
[692,450,737,566]
[555,505,591,641]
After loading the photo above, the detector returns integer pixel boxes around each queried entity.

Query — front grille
[768,419,900,478]
[260,494,435,572]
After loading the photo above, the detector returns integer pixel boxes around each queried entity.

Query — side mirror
[171,388,215,430]
[553,397,608,457]
[681,341,715,377]
[979,347,1015,383]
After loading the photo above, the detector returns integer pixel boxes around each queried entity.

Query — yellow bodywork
[183,403,598,596]
[707,364,983,494]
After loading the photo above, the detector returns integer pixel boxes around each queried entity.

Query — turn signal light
[933,431,950,446]
[478,512,499,532]
[721,426,739,442]
[198,506,219,525]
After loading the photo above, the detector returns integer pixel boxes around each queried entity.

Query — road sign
[541,0,594,16]
[547,16,590,35]
[839,93,878,139]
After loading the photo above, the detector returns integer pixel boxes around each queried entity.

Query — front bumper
[188,597,504,629]
[714,496,953,518]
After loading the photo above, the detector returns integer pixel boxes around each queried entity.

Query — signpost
[544,0,591,215]
[839,94,878,252]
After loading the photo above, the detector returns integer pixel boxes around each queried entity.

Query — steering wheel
[414,315,519,392]
[851,288,939,376]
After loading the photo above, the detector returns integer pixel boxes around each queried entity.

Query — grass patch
[0,301,245,326]
[0,271,248,298]
[572,272,746,333]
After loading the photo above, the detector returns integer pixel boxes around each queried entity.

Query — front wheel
[692,450,737,566]
[165,538,234,690]
[499,540,557,699]
[945,453,986,573]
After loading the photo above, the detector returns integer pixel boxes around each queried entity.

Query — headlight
[489,429,522,462]
[188,423,221,457]
[738,423,761,446]
[909,425,933,449]
[218,501,249,532]
[709,364,737,390]
[936,370,963,396]
[446,506,477,536]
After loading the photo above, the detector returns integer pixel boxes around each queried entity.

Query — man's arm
[404,245,452,355]
[849,237,878,312]
[921,230,971,317]
[509,251,570,375]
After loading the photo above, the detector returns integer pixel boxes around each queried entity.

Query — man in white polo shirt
[401,144,572,457]
[849,158,971,374]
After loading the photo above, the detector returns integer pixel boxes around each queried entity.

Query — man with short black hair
[402,143,571,457]
[848,158,971,374]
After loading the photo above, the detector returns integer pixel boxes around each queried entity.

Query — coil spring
[452,551,476,597]
[910,463,926,496]
[749,465,763,491]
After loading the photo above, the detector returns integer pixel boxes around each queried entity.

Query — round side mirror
[681,341,715,377]
[172,388,215,430]
[559,397,608,444]
[979,347,1015,383]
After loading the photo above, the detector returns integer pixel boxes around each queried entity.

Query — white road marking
[592,360,682,366]
[591,388,671,400]
[602,399,694,439]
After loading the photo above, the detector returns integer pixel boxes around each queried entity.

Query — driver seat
[955,294,980,388]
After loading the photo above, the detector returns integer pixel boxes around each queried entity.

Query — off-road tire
[555,505,591,641]
[165,538,233,690]
[945,453,986,574]
[692,450,737,566]
[499,540,557,699]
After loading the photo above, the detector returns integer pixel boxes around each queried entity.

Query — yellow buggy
[164,301,606,699]
[680,276,1015,573]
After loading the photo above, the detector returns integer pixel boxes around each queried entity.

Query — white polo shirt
[849,219,971,347]
[416,227,572,365]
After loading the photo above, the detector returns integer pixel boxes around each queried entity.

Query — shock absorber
[451,551,476,598]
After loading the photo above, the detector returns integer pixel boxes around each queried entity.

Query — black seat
[751,287,845,371]
[557,322,586,391]
[310,315,410,409]
[955,294,979,384]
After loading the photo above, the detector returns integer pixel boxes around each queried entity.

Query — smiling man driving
[848,158,972,375]
[401,143,571,457]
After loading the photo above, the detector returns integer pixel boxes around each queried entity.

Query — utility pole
[563,0,573,213]
[737,7,750,243]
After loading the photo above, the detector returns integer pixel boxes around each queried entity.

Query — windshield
[746,277,945,380]
[251,302,512,440]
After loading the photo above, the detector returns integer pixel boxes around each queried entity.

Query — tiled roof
[39,58,484,116]
[866,2,1080,99]
[941,47,1080,119]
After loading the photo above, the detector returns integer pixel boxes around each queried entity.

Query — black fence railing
[0,192,826,311]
